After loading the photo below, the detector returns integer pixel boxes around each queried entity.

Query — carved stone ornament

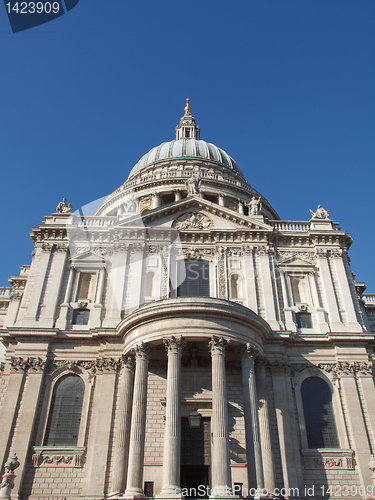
[209,336,228,355]
[133,342,150,360]
[47,358,125,375]
[302,449,354,470]
[164,336,184,354]
[173,212,213,231]
[32,447,85,468]
[0,362,5,373]
[217,246,226,299]
[10,357,46,373]
[318,361,373,379]
[182,247,215,260]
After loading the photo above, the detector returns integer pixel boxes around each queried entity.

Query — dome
[128,139,246,180]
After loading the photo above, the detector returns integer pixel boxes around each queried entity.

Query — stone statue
[309,205,329,219]
[0,453,19,499]
[56,198,72,213]
[247,196,262,216]
[186,172,201,196]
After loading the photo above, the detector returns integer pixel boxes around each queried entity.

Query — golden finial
[184,98,191,116]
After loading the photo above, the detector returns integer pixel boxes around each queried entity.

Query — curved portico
[113,298,272,499]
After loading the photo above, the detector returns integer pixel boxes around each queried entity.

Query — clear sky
[0,1,374,291]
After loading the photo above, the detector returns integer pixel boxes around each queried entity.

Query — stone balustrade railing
[0,288,11,298]
[363,294,375,306]
[69,216,118,227]
[270,221,310,231]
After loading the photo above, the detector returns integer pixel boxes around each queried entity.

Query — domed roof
[128,139,246,180]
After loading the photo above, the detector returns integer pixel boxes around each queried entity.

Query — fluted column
[110,357,135,496]
[241,345,264,491]
[158,336,184,498]
[124,343,150,499]
[209,336,232,498]
[255,360,275,493]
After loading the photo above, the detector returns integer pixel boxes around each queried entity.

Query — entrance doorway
[181,417,211,498]
[180,465,209,498]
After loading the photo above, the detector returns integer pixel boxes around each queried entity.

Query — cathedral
[0,101,375,500]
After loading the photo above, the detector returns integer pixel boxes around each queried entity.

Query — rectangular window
[185,129,190,138]
[177,260,209,297]
[77,273,96,301]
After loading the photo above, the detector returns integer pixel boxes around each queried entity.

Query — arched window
[44,375,85,446]
[229,274,241,299]
[145,272,154,297]
[301,377,339,448]
[177,260,209,297]
[72,309,90,326]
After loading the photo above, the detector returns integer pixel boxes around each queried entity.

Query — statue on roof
[56,198,72,213]
[186,172,201,196]
[247,196,262,216]
[309,205,329,220]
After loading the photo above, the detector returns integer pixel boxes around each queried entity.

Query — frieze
[10,357,46,373]
[328,249,343,258]
[32,447,85,468]
[268,359,292,373]
[182,247,215,259]
[302,449,354,470]
[10,290,23,300]
[318,361,373,379]
[47,359,97,374]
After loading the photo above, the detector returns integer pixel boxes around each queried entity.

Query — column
[92,267,106,327]
[339,370,372,488]
[124,343,150,499]
[316,250,342,331]
[257,249,279,330]
[255,361,275,493]
[270,362,303,492]
[38,246,68,328]
[243,248,258,313]
[238,201,244,215]
[209,336,232,498]
[55,265,75,329]
[241,345,264,491]
[82,359,118,499]
[110,357,135,496]
[218,195,225,207]
[8,358,46,500]
[17,245,52,325]
[174,190,182,201]
[279,270,296,332]
[153,192,161,209]
[158,336,184,498]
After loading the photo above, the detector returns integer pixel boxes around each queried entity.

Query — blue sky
[0,1,374,291]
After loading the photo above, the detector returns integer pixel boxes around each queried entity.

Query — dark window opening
[185,129,190,138]
[296,312,312,328]
[44,375,85,446]
[203,194,218,204]
[72,309,90,326]
[161,193,175,205]
[144,482,154,497]
[301,377,339,448]
[177,260,210,297]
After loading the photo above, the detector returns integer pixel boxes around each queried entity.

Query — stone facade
[0,103,375,500]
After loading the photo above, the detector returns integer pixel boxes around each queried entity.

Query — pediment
[115,196,273,232]
[277,252,316,267]
[70,249,106,270]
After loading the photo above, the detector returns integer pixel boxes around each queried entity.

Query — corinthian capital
[164,336,184,354]
[133,342,150,360]
[209,336,228,355]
